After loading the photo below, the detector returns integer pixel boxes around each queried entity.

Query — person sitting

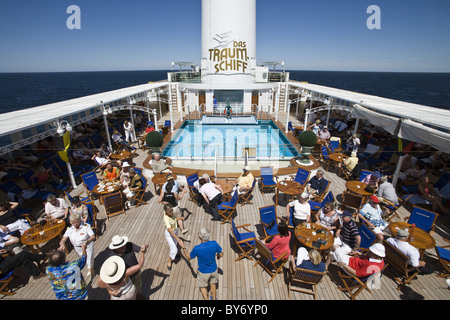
[44,194,69,221]
[264,220,291,260]
[97,144,112,159]
[345,133,360,154]
[418,176,450,214]
[387,228,433,274]
[344,151,359,173]
[123,169,144,209]
[30,166,63,193]
[69,196,89,224]
[72,144,91,162]
[314,202,340,234]
[103,163,120,182]
[0,201,31,236]
[151,153,172,175]
[362,174,379,192]
[326,210,361,269]
[337,243,385,279]
[233,166,255,195]
[333,120,348,133]
[120,161,131,185]
[291,248,326,273]
[358,195,388,242]
[318,126,331,141]
[286,193,311,227]
[377,176,399,205]
[145,122,155,134]
[305,169,328,199]
[92,151,109,167]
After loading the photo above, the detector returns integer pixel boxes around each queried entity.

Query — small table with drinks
[294,222,334,252]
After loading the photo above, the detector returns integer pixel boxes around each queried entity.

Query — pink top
[265,234,291,259]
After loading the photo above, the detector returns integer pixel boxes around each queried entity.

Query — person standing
[123,120,136,143]
[186,228,223,300]
[46,242,88,300]
[198,178,223,221]
[163,204,186,271]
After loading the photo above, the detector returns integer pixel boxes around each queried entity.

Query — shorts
[197,269,219,288]
[172,205,181,218]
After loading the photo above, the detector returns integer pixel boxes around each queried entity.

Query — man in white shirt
[44,194,69,220]
[377,176,399,204]
[198,178,223,221]
[387,228,433,274]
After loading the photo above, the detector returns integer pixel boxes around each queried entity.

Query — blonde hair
[309,249,322,265]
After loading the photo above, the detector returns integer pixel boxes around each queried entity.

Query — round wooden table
[276,180,304,205]
[214,179,235,195]
[388,222,436,256]
[345,181,373,197]
[329,153,348,164]
[152,173,177,194]
[294,222,334,251]
[110,151,132,162]
[21,219,66,253]
[93,181,122,195]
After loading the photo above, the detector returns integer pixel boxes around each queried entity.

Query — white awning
[398,119,450,153]
[351,104,400,135]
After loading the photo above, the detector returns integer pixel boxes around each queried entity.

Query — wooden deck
[3,116,450,301]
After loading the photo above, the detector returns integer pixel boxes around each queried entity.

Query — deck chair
[358,170,374,182]
[260,166,277,194]
[309,191,334,213]
[341,191,364,215]
[102,191,125,219]
[186,173,201,205]
[435,238,450,278]
[310,179,330,203]
[337,263,388,300]
[217,190,239,224]
[239,178,256,206]
[0,180,52,201]
[84,202,98,237]
[129,168,148,207]
[320,146,331,171]
[383,194,412,222]
[81,171,99,197]
[290,168,310,186]
[64,190,92,205]
[253,238,289,283]
[259,205,280,241]
[383,240,418,290]
[357,224,377,251]
[0,270,16,296]
[288,263,326,299]
[231,220,256,262]
[404,206,438,235]
[164,120,171,128]
[328,140,341,154]
[288,121,294,132]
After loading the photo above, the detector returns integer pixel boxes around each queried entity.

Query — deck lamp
[56,120,72,136]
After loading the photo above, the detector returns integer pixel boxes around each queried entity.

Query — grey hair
[379,176,388,184]
[198,228,210,242]
[46,194,56,202]
[69,213,81,223]
[317,169,324,175]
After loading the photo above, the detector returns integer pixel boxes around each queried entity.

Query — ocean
[0,70,449,115]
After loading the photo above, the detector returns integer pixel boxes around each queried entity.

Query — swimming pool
[162,116,299,160]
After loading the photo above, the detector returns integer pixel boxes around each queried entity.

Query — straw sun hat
[100,256,126,284]
[109,235,129,250]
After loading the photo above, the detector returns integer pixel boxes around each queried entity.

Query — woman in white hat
[98,255,138,300]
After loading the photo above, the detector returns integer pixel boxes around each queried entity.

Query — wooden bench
[383,240,419,290]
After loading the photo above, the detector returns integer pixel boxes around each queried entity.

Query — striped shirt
[340,219,360,249]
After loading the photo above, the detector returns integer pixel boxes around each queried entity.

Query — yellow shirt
[163,214,177,231]
[236,172,255,188]
[345,156,359,171]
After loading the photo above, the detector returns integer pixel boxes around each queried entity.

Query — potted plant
[298,130,317,164]
[145,131,164,153]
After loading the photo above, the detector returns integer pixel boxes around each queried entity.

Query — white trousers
[6,219,31,236]
[331,236,352,264]
[125,130,136,143]
[165,228,179,260]
[74,242,95,269]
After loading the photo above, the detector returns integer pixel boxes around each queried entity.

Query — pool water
[162,118,299,160]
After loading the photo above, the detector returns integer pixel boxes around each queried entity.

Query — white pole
[103,112,113,151]
[304,109,310,132]
[326,107,331,127]
[392,155,405,188]
[153,110,158,131]
[158,91,162,121]
[130,107,137,143]
[354,118,360,134]
[66,162,77,189]
[169,101,174,132]
[285,100,290,133]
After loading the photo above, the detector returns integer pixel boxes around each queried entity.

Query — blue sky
[0,0,449,72]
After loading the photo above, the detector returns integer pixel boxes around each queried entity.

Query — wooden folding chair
[435,238,450,278]
[383,240,419,290]
[288,262,325,299]
[231,220,256,262]
[239,179,256,206]
[102,191,126,219]
[337,263,388,300]
[260,166,277,194]
[129,168,148,207]
[0,270,16,296]
[404,206,438,235]
[217,190,239,224]
[383,195,412,222]
[253,239,289,283]
[341,190,364,215]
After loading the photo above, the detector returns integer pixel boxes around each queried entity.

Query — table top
[214,179,235,194]
[345,180,373,196]
[110,151,132,160]
[93,181,122,195]
[329,153,348,163]
[152,173,177,184]
[21,219,66,246]
[388,222,436,250]
[277,180,304,196]
[294,222,334,251]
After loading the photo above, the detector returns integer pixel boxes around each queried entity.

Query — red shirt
[348,255,384,278]
[266,234,291,260]
[145,127,155,133]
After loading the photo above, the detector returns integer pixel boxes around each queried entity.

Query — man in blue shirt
[186,228,223,300]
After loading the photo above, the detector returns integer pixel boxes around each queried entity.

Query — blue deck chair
[64,190,92,205]
[129,168,148,207]
[239,178,257,206]
[288,121,294,132]
[53,156,85,178]
[218,190,239,224]
[164,120,171,128]
[321,146,331,170]
[308,191,334,212]
[259,205,280,240]
[231,220,256,262]
[81,171,99,196]
[358,224,377,251]
[435,238,450,278]
[383,194,412,222]
[435,172,450,190]
[358,170,374,182]
[84,202,98,236]
[43,157,69,179]
[0,180,52,201]
[0,270,16,296]
[186,173,200,205]
[21,168,70,192]
[328,140,341,154]
[405,206,438,235]
[291,168,310,186]
[260,166,276,194]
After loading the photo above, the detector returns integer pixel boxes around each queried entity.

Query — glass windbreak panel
[213,90,244,104]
